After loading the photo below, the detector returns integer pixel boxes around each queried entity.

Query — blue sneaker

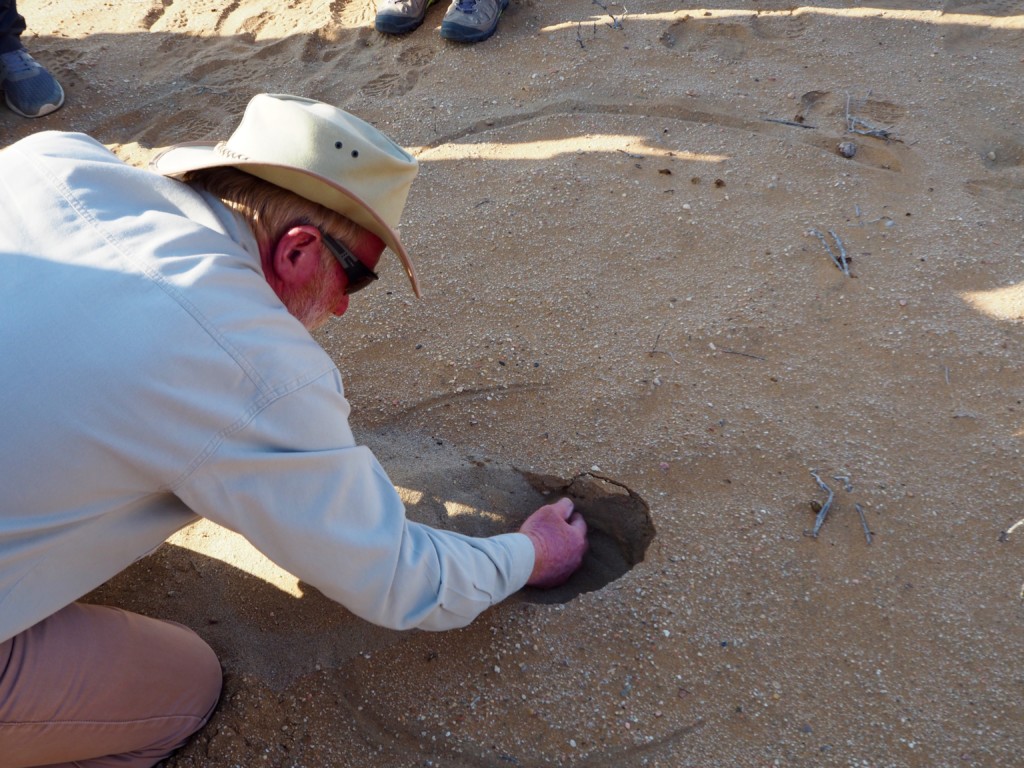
[440,0,509,43]
[0,49,65,118]
[375,0,438,35]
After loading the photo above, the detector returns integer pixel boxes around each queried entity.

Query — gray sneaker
[440,0,509,43]
[0,49,64,118]
[375,0,438,35]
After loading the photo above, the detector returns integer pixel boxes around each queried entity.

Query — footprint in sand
[940,0,1024,50]
[965,130,1024,215]
[335,0,377,29]
[660,12,809,58]
[396,43,436,67]
[360,70,419,98]
[750,12,809,41]
[795,90,907,129]
[658,17,746,58]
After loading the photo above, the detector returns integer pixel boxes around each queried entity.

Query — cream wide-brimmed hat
[151,93,421,297]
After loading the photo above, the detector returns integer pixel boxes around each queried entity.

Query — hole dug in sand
[363,430,656,605]
[516,471,656,604]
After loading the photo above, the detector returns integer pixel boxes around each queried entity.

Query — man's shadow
[84,429,655,689]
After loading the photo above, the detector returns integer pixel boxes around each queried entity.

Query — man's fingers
[522,499,589,589]
[551,497,574,520]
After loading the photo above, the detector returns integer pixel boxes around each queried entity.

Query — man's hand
[519,497,588,589]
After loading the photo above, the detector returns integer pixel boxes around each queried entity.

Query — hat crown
[150,93,422,297]
[225,94,418,233]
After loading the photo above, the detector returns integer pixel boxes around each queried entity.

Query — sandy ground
[5,1,1024,766]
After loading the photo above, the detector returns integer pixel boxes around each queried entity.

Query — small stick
[850,126,893,140]
[763,118,816,129]
[845,92,896,140]
[576,22,585,48]
[592,0,625,29]
[944,366,950,385]
[999,518,1024,542]
[719,349,767,361]
[649,326,681,365]
[808,228,850,276]
[650,327,664,354]
[808,229,840,270]
[650,350,682,365]
[828,229,850,274]
[856,503,872,545]
[807,471,835,537]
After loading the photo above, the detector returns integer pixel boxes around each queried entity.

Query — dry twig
[719,349,766,361]
[844,92,896,140]
[809,228,851,276]
[998,518,1024,542]
[806,471,835,538]
[763,118,816,129]
[592,0,626,29]
[856,503,872,545]
[649,327,681,365]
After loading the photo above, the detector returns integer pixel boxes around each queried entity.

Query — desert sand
[4,1,1023,766]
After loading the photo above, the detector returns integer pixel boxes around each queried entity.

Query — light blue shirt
[0,132,533,643]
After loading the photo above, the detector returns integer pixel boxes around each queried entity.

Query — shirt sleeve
[174,368,536,631]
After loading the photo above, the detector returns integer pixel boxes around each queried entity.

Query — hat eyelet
[335,141,343,149]
[351,150,359,158]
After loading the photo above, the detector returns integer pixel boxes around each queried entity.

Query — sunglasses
[319,229,379,295]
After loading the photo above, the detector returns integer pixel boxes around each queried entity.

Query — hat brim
[150,141,421,298]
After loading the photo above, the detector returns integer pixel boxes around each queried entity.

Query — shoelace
[454,0,477,12]
[0,50,37,77]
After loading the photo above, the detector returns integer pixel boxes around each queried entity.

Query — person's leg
[0,603,223,768]
[0,0,64,118]
[0,0,28,54]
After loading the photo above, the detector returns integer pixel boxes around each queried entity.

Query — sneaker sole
[3,88,65,118]
[439,0,509,42]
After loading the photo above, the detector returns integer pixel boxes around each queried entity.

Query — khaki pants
[0,603,222,768]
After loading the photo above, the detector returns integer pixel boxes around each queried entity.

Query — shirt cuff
[499,531,536,592]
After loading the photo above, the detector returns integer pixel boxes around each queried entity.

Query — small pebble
[837,141,857,158]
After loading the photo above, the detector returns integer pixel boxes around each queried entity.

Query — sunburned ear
[272,225,323,288]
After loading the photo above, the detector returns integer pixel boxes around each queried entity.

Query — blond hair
[181,167,361,248]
